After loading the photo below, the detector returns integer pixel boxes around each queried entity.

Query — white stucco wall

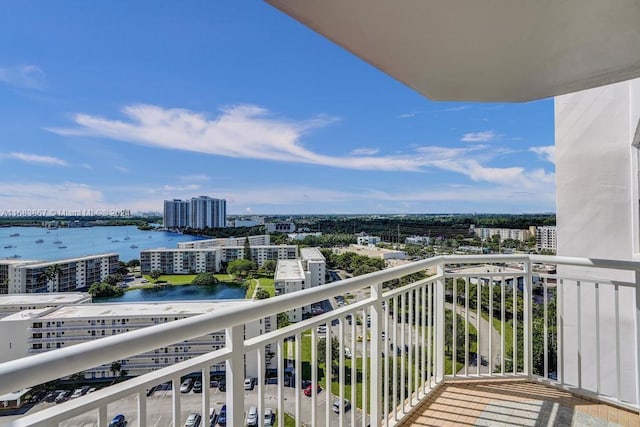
[555,79,640,405]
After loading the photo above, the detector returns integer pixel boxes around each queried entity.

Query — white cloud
[350,147,380,156]
[48,103,553,192]
[461,131,497,143]
[0,182,104,210]
[3,152,68,166]
[0,65,44,89]
[530,146,556,165]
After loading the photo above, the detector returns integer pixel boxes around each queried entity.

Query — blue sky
[0,2,555,215]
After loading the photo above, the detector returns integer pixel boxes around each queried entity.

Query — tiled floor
[398,380,640,427]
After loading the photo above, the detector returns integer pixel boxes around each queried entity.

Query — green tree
[110,362,122,377]
[88,282,124,298]
[243,237,252,261]
[149,270,162,282]
[317,336,340,362]
[103,273,123,287]
[191,272,219,286]
[259,260,277,276]
[255,288,270,299]
[116,261,129,275]
[127,259,141,268]
[277,312,290,328]
[227,259,257,277]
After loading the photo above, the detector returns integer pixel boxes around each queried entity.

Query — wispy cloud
[0,182,104,210]
[114,166,128,173]
[0,65,45,89]
[461,130,497,143]
[3,152,68,166]
[398,105,469,119]
[530,146,556,165]
[350,147,380,156]
[48,104,552,192]
[81,163,92,169]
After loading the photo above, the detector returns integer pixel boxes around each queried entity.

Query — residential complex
[0,300,275,377]
[177,234,270,249]
[140,245,298,274]
[357,235,381,246]
[473,227,533,242]
[275,248,326,322]
[265,222,296,233]
[0,293,91,319]
[0,254,120,294]
[536,226,557,251]
[163,196,226,230]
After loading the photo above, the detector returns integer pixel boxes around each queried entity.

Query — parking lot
[3,381,367,427]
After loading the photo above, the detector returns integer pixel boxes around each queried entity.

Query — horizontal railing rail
[1,253,638,427]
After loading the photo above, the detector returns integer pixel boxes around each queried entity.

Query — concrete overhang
[266,0,640,102]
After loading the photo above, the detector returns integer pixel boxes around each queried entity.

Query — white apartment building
[474,227,532,242]
[0,301,275,377]
[178,235,271,249]
[163,196,226,229]
[0,254,120,294]
[141,245,298,274]
[275,248,327,322]
[404,235,431,245]
[300,247,326,288]
[357,235,381,246]
[274,260,306,322]
[0,293,91,319]
[536,226,557,251]
[265,222,296,233]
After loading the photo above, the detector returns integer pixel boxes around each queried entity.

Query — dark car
[54,390,71,404]
[217,405,227,426]
[218,380,226,392]
[109,414,126,427]
[193,379,202,393]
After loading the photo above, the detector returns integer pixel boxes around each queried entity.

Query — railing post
[635,270,640,410]
[98,405,107,427]
[370,280,383,427]
[202,366,210,426]
[435,261,445,381]
[172,375,181,427]
[137,390,147,427]
[524,259,533,377]
[226,324,246,427]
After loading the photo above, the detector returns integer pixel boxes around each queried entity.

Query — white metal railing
[1,254,638,426]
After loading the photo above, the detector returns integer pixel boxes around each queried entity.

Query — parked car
[244,378,254,390]
[217,405,227,426]
[218,379,226,392]
[146,385,158,396]
[184,412,201,427]
[108,414,126,427]
[180,378,193,393]
[303,383,322,396]
[264,408,275,427]
[332,398,351,414]
[344,347,352,359]
[193,379,202,393]
[54,390,71,404]
[317,325,327,334]
[209,408,217,427]
[70,386,89,399]
[246,406,258,426]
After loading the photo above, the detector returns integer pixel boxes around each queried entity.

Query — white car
[246,406,258,426]
[184,412,201,427]
[264,408,275,427]
[344,347,352,359]
[179,378,193,393]
[244,378,254,390]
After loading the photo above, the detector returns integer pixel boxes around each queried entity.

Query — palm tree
[44,264,61,291]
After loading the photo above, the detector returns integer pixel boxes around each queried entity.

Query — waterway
[0,225,206,262]
[95,284,246,303]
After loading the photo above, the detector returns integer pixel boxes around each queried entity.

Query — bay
[0,225,206,262]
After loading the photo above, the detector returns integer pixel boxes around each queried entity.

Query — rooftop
[16,253,118,269]
[37,300,256,320]
[274,259,305,281]
[0,292,91,306]
[299,247,325,261]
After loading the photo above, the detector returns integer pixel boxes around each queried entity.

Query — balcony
[0,254,638,426]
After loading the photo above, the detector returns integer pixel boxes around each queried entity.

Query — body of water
[0,225,206,262]
[95,283,246,303]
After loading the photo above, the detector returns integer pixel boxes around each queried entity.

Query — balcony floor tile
[398,380,639,427]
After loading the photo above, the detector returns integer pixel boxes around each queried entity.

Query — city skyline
[0,2,555,215]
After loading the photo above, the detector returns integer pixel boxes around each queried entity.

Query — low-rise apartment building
[0,292,91,319]
[276,248,327,322]
[474,227,532,242]
[0,254,120,294]
[177,234,271,249]
[140,245,298,274]
[0,301,275,377]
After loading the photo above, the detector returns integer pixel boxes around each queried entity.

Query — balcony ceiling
[266,0,640,102]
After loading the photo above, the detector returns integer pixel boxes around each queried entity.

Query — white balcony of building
[0,254,639,426]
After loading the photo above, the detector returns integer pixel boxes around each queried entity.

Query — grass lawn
[139,273,238,287]
[245,279,259,298]
[276,412,296,427]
